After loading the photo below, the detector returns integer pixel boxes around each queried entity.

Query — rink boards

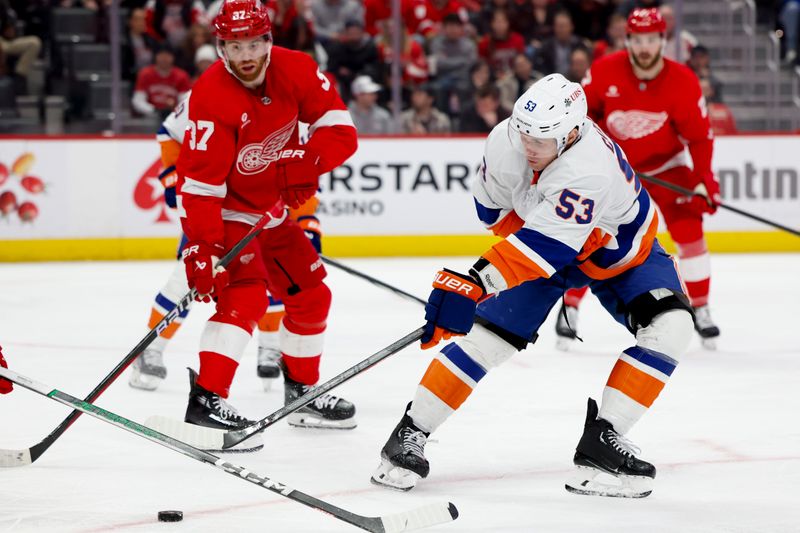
[0,134,797,260]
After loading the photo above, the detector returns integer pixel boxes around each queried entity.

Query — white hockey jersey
[473,117,659,292]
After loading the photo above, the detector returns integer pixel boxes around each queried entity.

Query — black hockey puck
[157,510,183,522]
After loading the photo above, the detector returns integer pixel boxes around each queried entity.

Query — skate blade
[370,459,420,492]
[700,337,718,350]
[555,336,574,352]
[287,412,357,430]
[565,465,652,498]
[128,373,162,392]
[144,415,263,453]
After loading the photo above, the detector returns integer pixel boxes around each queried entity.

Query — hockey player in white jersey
[371,74,696,498]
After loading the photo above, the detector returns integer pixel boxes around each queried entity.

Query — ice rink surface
[1,254,799,533]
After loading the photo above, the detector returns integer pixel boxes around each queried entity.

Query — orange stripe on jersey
[489,210,524,238]
[576,228,613,261]
[289,195,319,220]
[578,211,659,280]
[148,309,182,339]
[159,139,182,167]
[257,310,285,333]
[419,359,474,410]
[606,359,665,408]
[483,240,550,289]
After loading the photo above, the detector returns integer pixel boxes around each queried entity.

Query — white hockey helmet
[509,73,587,156]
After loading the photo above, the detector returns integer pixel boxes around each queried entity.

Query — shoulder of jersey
[592,50,628,75]
[269,46,317,82]
[486,119,516,160]
[663,57,700,83]
[190,61,241,114]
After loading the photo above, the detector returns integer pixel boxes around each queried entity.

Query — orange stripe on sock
[419,359,474,410]
[606,360,665,408]
[148,309,182,339]
[258,310,285,332]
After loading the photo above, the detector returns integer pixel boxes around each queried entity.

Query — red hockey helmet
[213,0,272,41]
[626,8,666,34]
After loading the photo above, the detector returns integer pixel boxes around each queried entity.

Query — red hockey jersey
[176,47,357,248]
[582,50,713,182]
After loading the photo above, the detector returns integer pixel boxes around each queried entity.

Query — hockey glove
[182,241,229,303]
[297,215,322,253]
[0,346,12,394]
[158,165,178,209]
[276,148,321,210]
[421,269,485,350]
[688,175,721,215]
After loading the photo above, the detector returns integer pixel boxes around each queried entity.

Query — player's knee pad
[282,281,331,332]
[216,280,269,327]
[456,324,518,370]
[635,309,694,361]
[160,260,191,301]
[626,288,693,332]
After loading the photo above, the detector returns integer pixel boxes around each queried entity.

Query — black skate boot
[555,303,579,352]
[693,305,720,350]
[256,345,281,391]
[283,365,356,429]
[565,398,655,498]
[183,368,263,452]
[128,348,167,391]
[371,403,430,491]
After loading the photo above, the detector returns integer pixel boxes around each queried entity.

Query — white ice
[1,254,799,533]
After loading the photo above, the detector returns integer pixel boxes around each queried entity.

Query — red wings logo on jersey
[236,117,298,175]
[606,110,668,140]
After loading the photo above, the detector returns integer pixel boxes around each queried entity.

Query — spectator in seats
[477,0,521,35]
[268,0,315,52]
[515,0,556,52]
[478,8,526,77]
[534,9,589,76]
[176,22,211,76]
[401,83,452,134]
[779,0,799,65]
[458,83,510,133]
[429,13,477,113]
[566,45,591,82]
[700,76,737,134]
[564,0,614,41]
[496,52,541,111]
[192,43,216,81]
[403,0,470,41]
[363,0,390,36]
[593,12,627,59]
[455,59,492,115]
[0,1,42,95]
[132,44,191,119]
[687,45,723,102]
[659,3,697,61]
[376,22,429,89]
[327,19,380,102]
[145,0,207,49]
[309,0,364,51]
[348,74,395,134]
[123,7,158,81]
[615,0,661,17]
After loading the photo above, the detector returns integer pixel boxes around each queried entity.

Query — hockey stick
[638,173,800,238]
[0,367,458,533]
[147,327,425,451]
[0,210,279,468]
[321,255,426,306]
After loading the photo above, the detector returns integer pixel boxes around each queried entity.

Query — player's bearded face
[628,33,663,70]
[518,133,558,171]
[224,37,272,82]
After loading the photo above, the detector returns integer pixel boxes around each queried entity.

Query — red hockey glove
[688,175,721,215]
[275,148,321,209]
[182,241,229,303]
[0,346,13,394]
[421,269,485,350]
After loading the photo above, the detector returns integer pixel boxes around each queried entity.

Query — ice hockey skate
[181,368,263,452]
[283,366,356,429]
[256,345,281,391]
[128,348,167,391]
[371,403,430,491]
[565,398,655,498]
[555,303,579,351]
[693,305,720,350]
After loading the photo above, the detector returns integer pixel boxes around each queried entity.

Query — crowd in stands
[4,0,795,134]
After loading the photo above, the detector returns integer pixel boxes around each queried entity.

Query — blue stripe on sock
[441,343,487,383]
[623,346,678,376]
[155,293,190,318]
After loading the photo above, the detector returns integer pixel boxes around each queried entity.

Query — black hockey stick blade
[0,210,279,467]
[638,172,800,237]
[321,255,426,305]
[0,367,458,533]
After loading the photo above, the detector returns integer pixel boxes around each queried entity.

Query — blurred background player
[176,0,358,438]
[0,346,13,394]
[128,92,324,394]
[555,7,721,351]
[370,75,695,498]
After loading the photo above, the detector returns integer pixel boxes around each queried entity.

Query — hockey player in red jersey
[176,0,358,439]
[0,346,13,394]
[556,7,721,350]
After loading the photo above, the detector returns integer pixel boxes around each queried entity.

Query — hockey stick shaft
[0,211,276,467]
[638,173,800,237]
[321,255,426,306]
[223,327,425,449]
[0,367,457,533]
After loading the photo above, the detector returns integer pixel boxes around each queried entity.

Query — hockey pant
[408,241,694,436]
[193,219,330,398]
[562,166,712,308]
